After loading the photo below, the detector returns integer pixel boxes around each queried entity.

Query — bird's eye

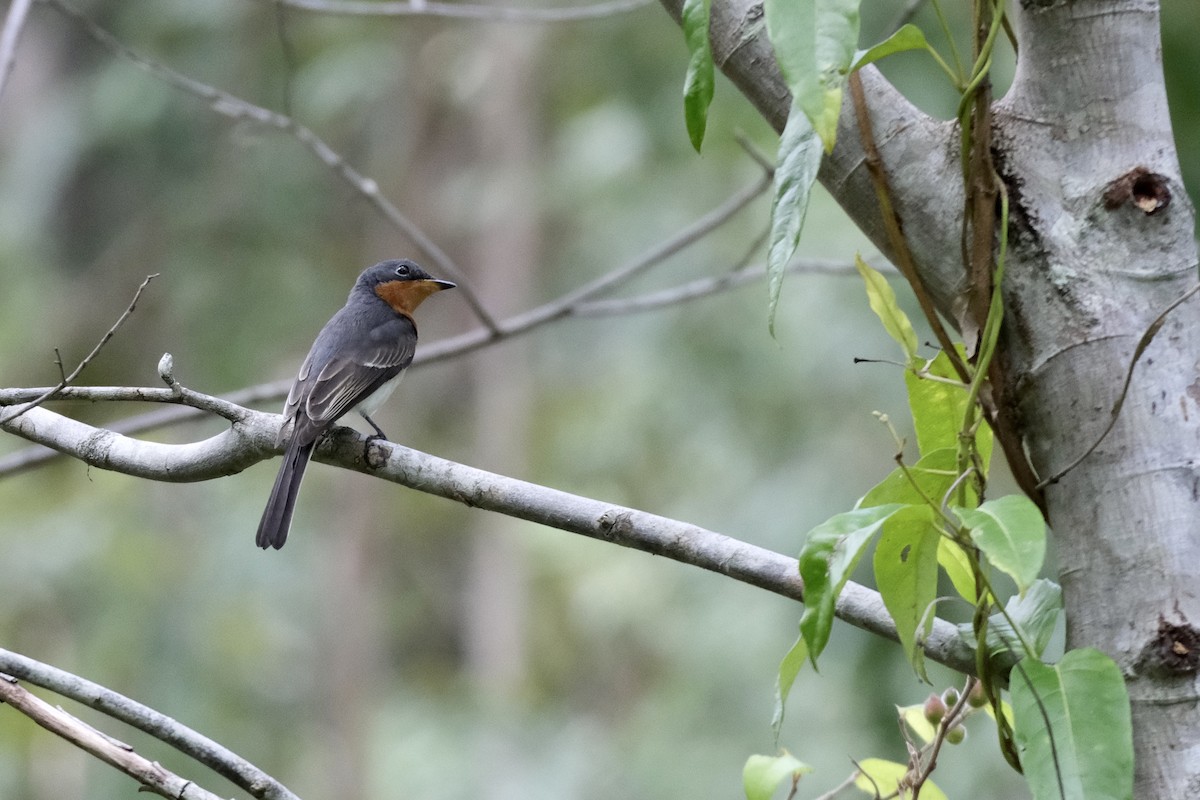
[395,264,410,277]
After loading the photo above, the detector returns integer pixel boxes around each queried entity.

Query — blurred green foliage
[0,1,1195,799]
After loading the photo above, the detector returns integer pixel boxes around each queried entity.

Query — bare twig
[0,676,228,800]
[0,0,33,104]
[0,273,157,425]
[0,649,303,800]
[43,0,499,332]
[1037,281,1200,488]
[263,0,653,22]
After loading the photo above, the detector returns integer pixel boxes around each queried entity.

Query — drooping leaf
[956,579,1062,662]
[798,504,903,665]
[957,495,1046,595]
[850,24,930,71]
[771,632,809,741]
[764,0,860,152]
[854,758,948,800]
[1011,649,1133,800]
[743,753,813,800]
[873,504,940,678]
[856,254,919,364]
[681,0,714,152]
[766,103,822,336]
[859,447,960,509]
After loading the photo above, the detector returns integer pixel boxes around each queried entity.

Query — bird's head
[359,259,456,317]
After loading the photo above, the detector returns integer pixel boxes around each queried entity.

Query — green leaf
[766,103,822,336]
[859,447,960,509]
[771,632,808,740]
[874,505,940,678]
[850,24,930,71]
[743,753,813,800]
[856,255,919,363]
[764,0,860,151]
[1011,650,1134,800]
[681,0,714,152]
[854,758,948,800]
[905,351,977,452]
[798,504,903,665]
[957,495,1046,595]
[936,537,977,601]
[956,579,1062,663]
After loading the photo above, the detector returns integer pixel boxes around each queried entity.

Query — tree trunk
[658,0,1200,795]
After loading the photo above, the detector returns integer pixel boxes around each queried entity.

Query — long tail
[256,438,316,549]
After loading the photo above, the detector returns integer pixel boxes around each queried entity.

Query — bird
[255,259,455,550]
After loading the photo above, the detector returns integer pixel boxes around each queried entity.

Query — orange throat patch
[375,279,444,317]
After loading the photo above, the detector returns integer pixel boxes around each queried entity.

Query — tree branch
[0,398,976,675]
[0,675,228,800]
[0,649,302,800]
[656,0,969,316]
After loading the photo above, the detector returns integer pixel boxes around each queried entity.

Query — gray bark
[658,0,1200,795]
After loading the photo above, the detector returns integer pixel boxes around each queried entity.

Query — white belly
[355,370,406,417]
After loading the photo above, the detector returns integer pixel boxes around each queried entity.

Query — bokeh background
[1,1,1197,798]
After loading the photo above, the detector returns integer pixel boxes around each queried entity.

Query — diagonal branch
[0,675,230,800]
[0,399,976,675]
[0,0,33,104]
[0,649,302,800]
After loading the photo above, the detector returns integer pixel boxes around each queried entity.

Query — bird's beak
[429,279,456,291]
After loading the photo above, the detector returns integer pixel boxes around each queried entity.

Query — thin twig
[0,649,303,800]
[847,72,970,383]
[0,676,227,800]
[0,273,157,425]
[263,0,653,22]
[43,0,499,332]
[273,0,298,116]
[1037,281,1200,488]
[0,0,33,104]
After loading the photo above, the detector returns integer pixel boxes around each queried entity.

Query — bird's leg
[359,412,389,464]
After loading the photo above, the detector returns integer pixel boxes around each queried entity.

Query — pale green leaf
[766,103,822,336]
[956,579,1062,663]
[743,753,813,800]
[1011,650,1133,800]
[764,0,860,151]
[937,537,977,601]
[798,504,903,665]
[850,24,929,71]
[958,495,1046,595]
[771,632,809,740]
[681,0,714,152]
[856,255,919,363]
[854,758,948,800]
[873,504,940,678]
[897,702,938,745]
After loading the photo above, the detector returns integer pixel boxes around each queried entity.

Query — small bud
[941,687,960,708]
[966,681,987,708]
[945,725,967,745]
[923,693,947,726]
